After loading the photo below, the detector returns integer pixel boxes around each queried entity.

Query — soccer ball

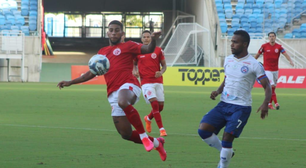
[88,54,110,75]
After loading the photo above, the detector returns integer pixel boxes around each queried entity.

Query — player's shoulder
[97,46,111,54]
[126,40,142,46]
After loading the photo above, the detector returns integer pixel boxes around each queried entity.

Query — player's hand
[155,71,162,78]
[210,91,219,100]
[57,81,72,90]
[151,31,162,40]
[257,103,269,119]
[290,61,294,67]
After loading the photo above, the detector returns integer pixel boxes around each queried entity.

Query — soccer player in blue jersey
[197,30,272,168]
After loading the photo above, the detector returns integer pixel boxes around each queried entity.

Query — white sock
[203,133,222,152]
[159,127,165,131]
[139,133,148,140]
[153,138,159,148]
[146,116,151,121]
[220,147,233,168]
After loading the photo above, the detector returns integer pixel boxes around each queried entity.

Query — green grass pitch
[0,83,305,168]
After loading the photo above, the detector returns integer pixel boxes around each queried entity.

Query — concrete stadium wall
[0,36,42,82]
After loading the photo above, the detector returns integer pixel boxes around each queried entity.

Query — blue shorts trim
[200,101,251,138]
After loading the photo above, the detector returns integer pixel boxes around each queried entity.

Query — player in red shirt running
[57,20,167,161]
[254,32,294,110]
[133,30,167,137]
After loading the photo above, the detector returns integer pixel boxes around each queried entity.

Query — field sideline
[0,83,305,168]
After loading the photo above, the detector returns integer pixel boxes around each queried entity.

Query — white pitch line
[1,124,305,142]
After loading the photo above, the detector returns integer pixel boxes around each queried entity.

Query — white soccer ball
[88,54,110,75]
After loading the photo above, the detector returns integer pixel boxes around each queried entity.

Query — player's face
[141,32,152,45]
[230,35,245,55]
[107,24,123,45]
[268,34,276,43]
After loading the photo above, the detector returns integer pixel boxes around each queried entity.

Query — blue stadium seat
[21,26,30,36]
[225,9,233,19]
[29,20,37,31]
[300,23,306,29]
[0,15,5,25]
[220,23,228,33]
[246,0,255,4]
[215,0,222,3]
[245,9,253,15]
[265,0,274,3]
[232,18,240,24]
[6,15,15,25]
[292,28,300,38]
[232,14,241,19]
[284,33,293,38]
[11,25,19,30]
[300,30,306,38]
[244,4,253,10]
[255,0,264,8]
[237,0,245,3]
[235,4,244,10]
[224,4,232,10]
[16,16,25,25]
[216,3,223,10]
[236,9,244,16]
[227,28,236,36]
[218,13,226,19]
[219,18,227,23]
[223,0,231,3]
[217,8,225,14]
[253,9,262,14]
[275,0,283,8]
[21,5,29,16]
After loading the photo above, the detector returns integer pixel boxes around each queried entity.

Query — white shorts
[141,83,165,104]
[265,71,278,86]
[108,83,141,116]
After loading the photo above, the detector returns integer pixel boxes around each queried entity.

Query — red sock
[148,103,164,120]
[148,112,153,120]
[129,130,154,144]
[159,104,164,112]
[123,105,145,134]
[151,101,163,129]
[272,86,278,104]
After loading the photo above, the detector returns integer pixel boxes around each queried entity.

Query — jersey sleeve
[258,44,264,54]
[280,45,286,53]
[158,47,165,61]
[126,41,143,55]
[254,61,266,79]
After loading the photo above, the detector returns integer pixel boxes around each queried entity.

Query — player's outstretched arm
[256,77,272,119]
[141,31,162,54]
[57,71,96,89]
[210,80,225,100]
[254,53,261,59]
[283,52,294,67]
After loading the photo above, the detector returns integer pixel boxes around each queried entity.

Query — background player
[57,20,167,161]
[133,30,167,137]
[254,32,294,110]
[198,30,272,168]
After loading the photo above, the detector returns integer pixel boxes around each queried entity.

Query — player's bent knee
[198,129,213,139]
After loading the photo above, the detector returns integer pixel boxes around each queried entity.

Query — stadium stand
[216,0,306,38]
[0,0,38,36]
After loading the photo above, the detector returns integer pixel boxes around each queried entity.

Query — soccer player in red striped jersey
[57,20,166,161]
[254,32,294,110]
[133,30,167,137]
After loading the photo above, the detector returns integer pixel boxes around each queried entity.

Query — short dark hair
[268,32,276,36]
[233,30,250,47]
[142,30,151,35]
[108,20,123,30]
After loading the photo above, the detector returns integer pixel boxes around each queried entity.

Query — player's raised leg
[118,88,154,151]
